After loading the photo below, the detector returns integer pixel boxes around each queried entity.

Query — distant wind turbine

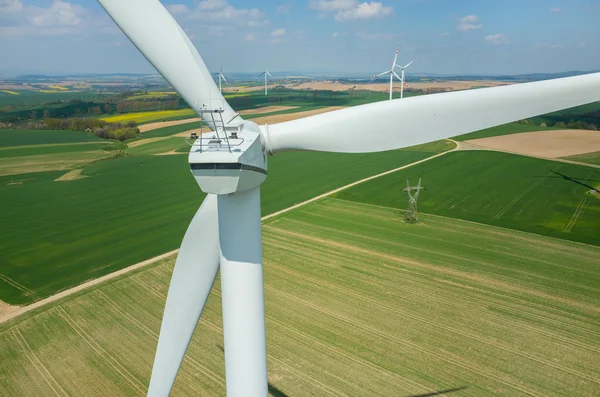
[259,70,273,95]
[396,58,416,99]
[373,47,416,100]
[216,64,227,93]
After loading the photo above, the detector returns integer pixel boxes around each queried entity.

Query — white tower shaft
[218,186,268,397]
[401,69,405,99]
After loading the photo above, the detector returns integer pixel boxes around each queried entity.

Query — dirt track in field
[250,106,345,124]
[54,169,87,182]
[138,118,201,132]
[466,129,600,158]
[239,106,298,115]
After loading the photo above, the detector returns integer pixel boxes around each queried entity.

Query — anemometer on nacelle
[187,105,268,196]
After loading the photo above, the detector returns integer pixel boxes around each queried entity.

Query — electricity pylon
[403,178,424,223]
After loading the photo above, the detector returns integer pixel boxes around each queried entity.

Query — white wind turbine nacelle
[97,1,600,396]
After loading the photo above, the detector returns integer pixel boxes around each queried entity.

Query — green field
[337,150,600,245]
[0,90,99,107]
[0,129,104,147]
[454,122,553,141]
[1,199,599,396]
[563,151,600,166]
[128,137,190,155]
[0,140,451,304]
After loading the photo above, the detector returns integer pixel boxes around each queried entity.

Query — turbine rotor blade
[265,73,600,153]
[403,58,417,69]
[147,194,220,397]
[374,71,391,78]
[98,0,237,122]
[392,71,403,82]
[392,46,399,69]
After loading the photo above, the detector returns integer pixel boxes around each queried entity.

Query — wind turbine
[259,70,273,95]
[97,1,600,396]
[216,64,227,93]
[373,47,404,100]
[397,58,416,99]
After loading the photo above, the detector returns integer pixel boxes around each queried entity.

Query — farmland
[454,122,552,141]
[0,139,451,305]
[99,109,196,124]
[337,150,600,246]
[564,151,600,166]
[1,199,599,396]
[0,90,100,107]
[0,129,104,147]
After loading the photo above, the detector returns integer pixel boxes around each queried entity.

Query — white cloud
[0,0,95,37]
[333,31,339,37]
[245,33,256,41]
[167,4,190,15]
[189,0,264,24]
[549,7,561,13]
[29,1,84,27]
[277,2,293,14]
[196,0,228,11]
[270,28,286,37]
[441,32,449,37]
[485,33,509,45]
[335,2,393,21]
[0,0,23,13]
[457,15,483,31]
[310,0,393,22]
[309,0,356,12]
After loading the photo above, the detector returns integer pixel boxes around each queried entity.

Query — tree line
[0,117,140,141]
[517,119,598,130]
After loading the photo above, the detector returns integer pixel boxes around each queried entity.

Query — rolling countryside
[1,199,598,396]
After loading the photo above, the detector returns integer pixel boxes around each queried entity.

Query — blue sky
[0,0,599,76]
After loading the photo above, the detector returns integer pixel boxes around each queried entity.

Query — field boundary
[451,138,600,169]
[0,144,456,324]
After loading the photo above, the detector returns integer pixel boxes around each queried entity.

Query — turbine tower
[259,70,273,95]
[216,64,227,93]
[397,58,416,99]
[97,1,600,396]
[403,178,424,223]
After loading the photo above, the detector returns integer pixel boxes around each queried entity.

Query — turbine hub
[189,119,267,195]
